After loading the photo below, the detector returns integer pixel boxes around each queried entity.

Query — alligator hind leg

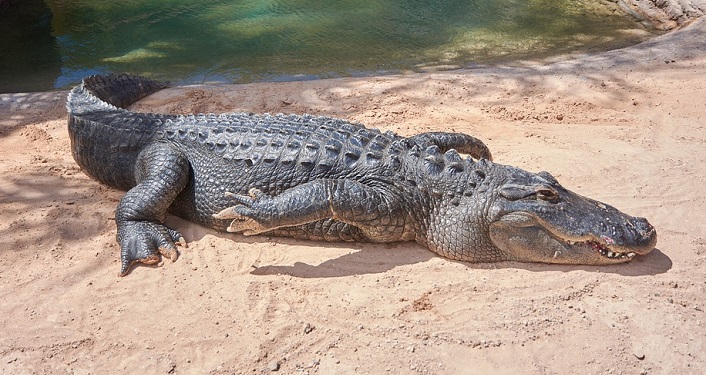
[213,180,410,242]
[116,143,190,276]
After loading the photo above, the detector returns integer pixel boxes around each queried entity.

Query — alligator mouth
[570,240,636,261]
[490,212,654,264]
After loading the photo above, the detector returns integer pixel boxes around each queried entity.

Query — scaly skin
[67,74,657,276]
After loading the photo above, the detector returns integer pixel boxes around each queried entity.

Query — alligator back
[67,74,406,206]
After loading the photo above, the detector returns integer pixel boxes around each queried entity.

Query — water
[0,0,654,93]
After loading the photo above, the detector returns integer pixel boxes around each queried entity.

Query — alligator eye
[537,188,559,203]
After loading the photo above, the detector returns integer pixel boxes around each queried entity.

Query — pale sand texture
[1,17,705,375]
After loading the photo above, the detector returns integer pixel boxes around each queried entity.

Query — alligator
[67,74,657,276]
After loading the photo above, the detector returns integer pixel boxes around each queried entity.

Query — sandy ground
[1,17,706,375]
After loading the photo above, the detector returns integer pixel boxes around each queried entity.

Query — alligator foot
[117,221,187,277]
[212,189,271,235]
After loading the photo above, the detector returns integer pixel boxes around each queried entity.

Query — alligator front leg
[213,180,411,242]
[116,143,190,276]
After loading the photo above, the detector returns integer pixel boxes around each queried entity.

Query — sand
[1,16,705,375]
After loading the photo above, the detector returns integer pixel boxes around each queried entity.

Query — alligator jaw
[564,239,636,262]
[489,212,655,265]
[541,215,656,263]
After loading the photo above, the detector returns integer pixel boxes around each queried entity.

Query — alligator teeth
[596,246,630,259]
[574,240,636,260]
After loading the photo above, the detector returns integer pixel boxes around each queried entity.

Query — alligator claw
[248,188,265,199]
[225,217,269,235]
[215,189,270,235]
[213,206,269,235]
[167,228,188,248]
[117,221,185,277]
[212,206,241,220]
[213,192,253,221]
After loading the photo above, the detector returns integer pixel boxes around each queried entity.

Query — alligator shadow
[241,245,672,279]
[250,246,673,278]
[247,243,436,278]
[164,215,436,278]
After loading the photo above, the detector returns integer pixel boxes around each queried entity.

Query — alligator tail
[67,73,169,114]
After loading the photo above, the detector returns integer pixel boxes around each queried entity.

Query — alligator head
[487,168,657,264]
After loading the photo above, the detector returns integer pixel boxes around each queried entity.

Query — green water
[0,0,654,93]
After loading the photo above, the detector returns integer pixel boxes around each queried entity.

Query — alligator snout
[634,217,654,234]
[629,216,657,252]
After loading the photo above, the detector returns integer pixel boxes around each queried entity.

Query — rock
[621,0,706,30]
[268,360,280,371]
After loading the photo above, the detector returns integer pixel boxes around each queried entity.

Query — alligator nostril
[634,217,650,229]
[633,217,656,239]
